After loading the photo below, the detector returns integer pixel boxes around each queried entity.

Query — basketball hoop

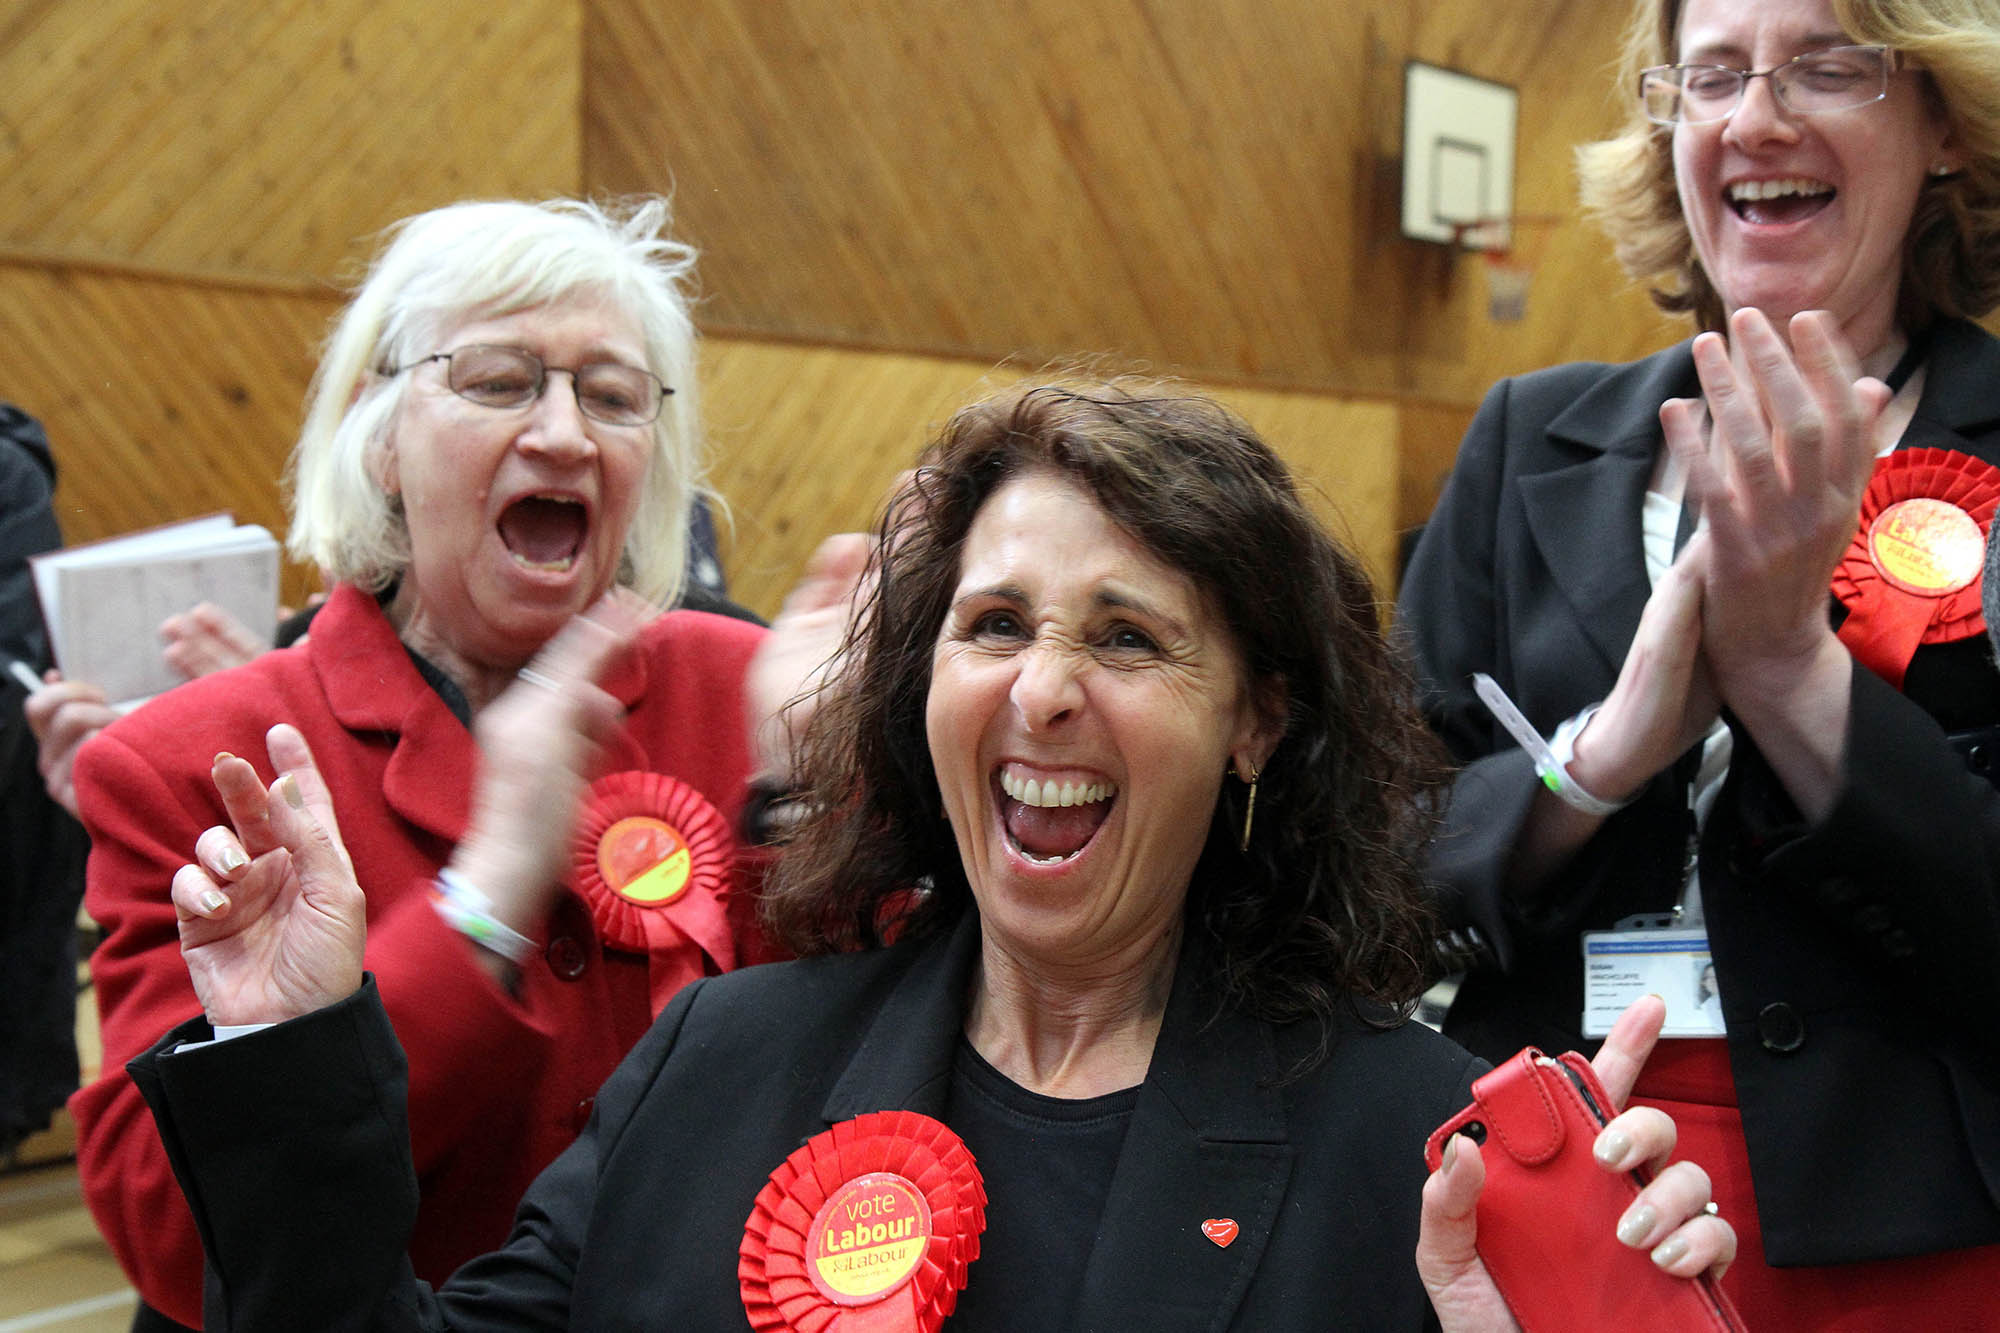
[1449,215,1563,323]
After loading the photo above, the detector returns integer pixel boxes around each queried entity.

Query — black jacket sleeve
[130,977,708,1331]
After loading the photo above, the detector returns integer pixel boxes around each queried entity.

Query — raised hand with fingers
[1417,996,1738,1331]
[171,723,363,1028]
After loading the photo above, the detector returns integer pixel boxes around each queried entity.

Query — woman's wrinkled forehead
[962,465,1245,643]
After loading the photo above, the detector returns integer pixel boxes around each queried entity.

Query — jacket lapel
[312,585,477,843]
[821,911,984,1123]
[1066,950,1293,1333]
[1906,318,2000,461]
[1519,344,1701,677]
[818,915,1295,1331]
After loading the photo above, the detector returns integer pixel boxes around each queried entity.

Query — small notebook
[30,513,279,708]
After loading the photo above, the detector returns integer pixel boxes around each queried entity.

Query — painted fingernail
[1617,1204,1658,1248]
[196,888,227,916]
[1595,1127,1632,1167]
[279,774,305,809]
[217,845,248,875]
[1652,1234,1689,1270]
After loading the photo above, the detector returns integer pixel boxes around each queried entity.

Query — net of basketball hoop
[1450,215,1562,323]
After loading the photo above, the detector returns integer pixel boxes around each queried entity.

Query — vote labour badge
[1833,448,2000,688]
[739,1110,986,1332]
[572,770,730,959]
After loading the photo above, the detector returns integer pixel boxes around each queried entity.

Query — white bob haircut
[288,196,703,605]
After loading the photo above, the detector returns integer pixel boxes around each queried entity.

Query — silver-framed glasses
[1640,44,1895,126]
[388,345,671,427]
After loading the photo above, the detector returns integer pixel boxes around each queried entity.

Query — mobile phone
[1423,1046,1744,1332]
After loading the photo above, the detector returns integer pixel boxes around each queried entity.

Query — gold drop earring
[1238,761,1260,853]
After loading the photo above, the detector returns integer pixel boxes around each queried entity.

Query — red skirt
[1634,1040,2000,1331]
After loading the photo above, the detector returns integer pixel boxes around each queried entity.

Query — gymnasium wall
[2,0,1685,615]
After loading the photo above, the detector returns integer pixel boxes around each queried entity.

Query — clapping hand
[747,532,873,783]
[447,589,653,933]
[1666,309,1886,705]
[1661,308,1890,817]
[1563,538,1720,807]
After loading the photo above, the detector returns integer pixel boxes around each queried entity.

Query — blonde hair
[288,197,703,605]
[1576,0,2000,331]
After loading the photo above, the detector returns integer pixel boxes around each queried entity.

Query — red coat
[69,583,779,1327]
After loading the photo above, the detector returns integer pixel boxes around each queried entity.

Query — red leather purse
[1424,1047,1747,1332]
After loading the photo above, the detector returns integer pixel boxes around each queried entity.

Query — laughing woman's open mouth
[996,765,1118,865]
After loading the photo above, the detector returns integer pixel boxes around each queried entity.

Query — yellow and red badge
[1832,448,2000,688]
[739,1110,986,1332]
[571,771,732,1008]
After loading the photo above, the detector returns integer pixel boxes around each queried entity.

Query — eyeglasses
[1640,44,1895,126]
[387,345,672,427]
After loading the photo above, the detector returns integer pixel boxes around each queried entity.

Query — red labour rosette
[1831,448,2000,689]
[739,1110,987,1333]
[571,771,733,1010]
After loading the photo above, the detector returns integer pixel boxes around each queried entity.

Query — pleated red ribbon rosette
[1831,448,2000,689]
[571,771,733,1013]
[739,1110,986,1333]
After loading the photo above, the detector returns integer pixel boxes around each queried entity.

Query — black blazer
[1397,319,2000,1265]
[134,910,1479,1331]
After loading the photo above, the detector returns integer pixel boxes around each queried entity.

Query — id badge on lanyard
[1581,914,1726,1039]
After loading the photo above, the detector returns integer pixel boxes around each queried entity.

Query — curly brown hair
[1577,0,2000,331]
[762,379,1448,1039]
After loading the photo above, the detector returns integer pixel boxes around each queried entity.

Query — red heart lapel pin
[1201,1217,1239,1249]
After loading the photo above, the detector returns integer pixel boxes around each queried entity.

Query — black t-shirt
[943,1038,1138,1329]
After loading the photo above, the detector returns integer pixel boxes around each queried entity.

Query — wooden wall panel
[0,255,1401,630]
[1398,400,1479,534]
[700,339,1403,619]
[2,0,1719,635]
[587,0,1679,408]
[1206,384,1401,592]
[0,261,338,607]
[0,0,581,283]
[12,0,1989,610]
[591,1,1374,382]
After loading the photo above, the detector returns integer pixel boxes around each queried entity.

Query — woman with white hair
[68,197,838,1332]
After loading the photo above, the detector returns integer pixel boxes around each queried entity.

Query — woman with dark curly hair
[1399,0,2000,1322]
[765,383,1442,1041]
[123,379,1730,1329]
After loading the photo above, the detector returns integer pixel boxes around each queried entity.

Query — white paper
[29,514,279,708]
